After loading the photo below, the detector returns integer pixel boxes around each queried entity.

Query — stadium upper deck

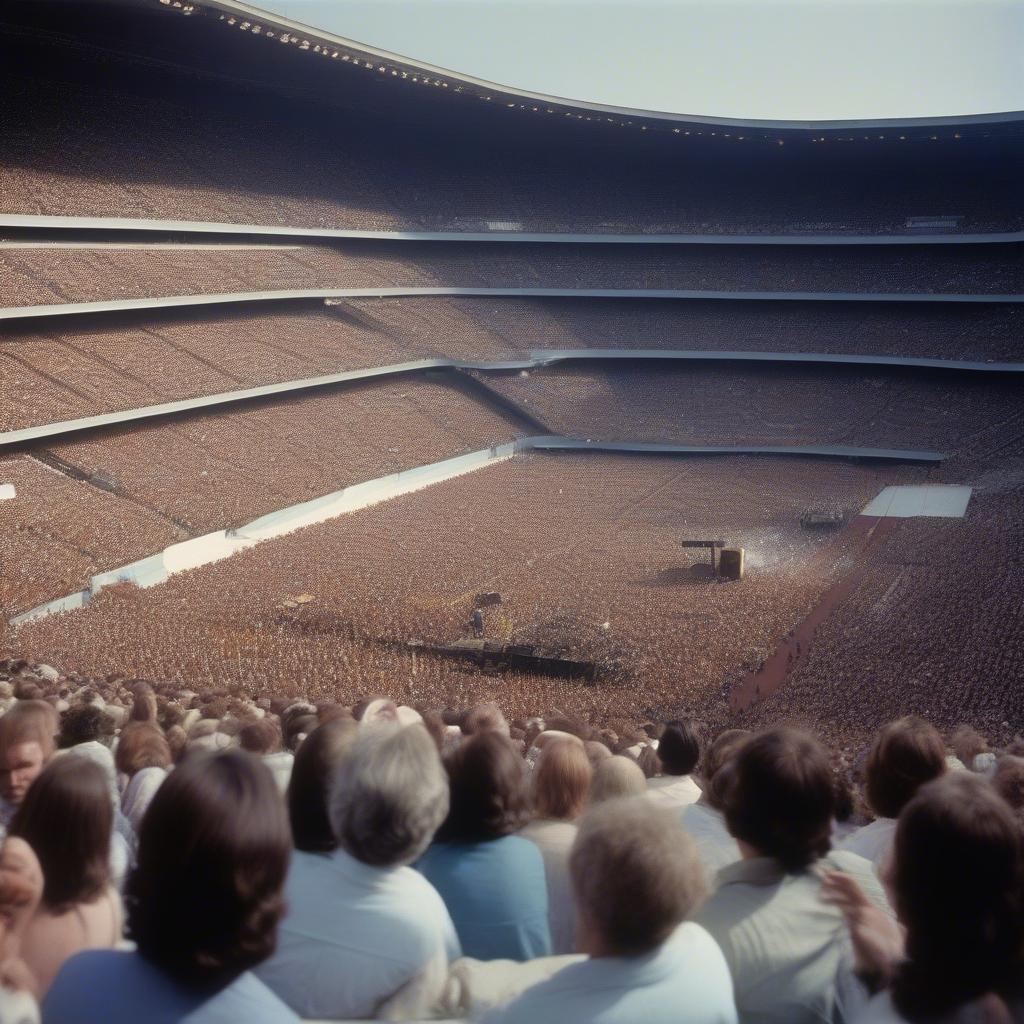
[2,1,1022,235]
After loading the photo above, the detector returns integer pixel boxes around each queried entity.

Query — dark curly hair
[436,731,527,842]
[126,749,291,992]
[724,727,834,872]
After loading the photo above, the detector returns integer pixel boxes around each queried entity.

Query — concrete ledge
[2,348,1018,451]
[2,213,1020,246]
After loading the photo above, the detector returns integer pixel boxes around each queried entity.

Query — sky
[244,0,1023,122]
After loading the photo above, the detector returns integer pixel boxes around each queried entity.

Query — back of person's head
[571,798,706,957]
[865,717,947,819]
[129,683,158,724]
[583,740,612,768]
[165,724,188,763]
[461,703,510,738]
[724,727,834,871]
[949,725,988,767]
[115,722,172,777]
[657,720,701,777]
[589,755,646,805]
[287,718,358,853]
[57,705,115,750]
[126,749,291,992]
[637,745,661,779]
[437,730,527,843]
[9,755,111,913]
[238,718,282,756]
[533,738,593,821]
[992,756,1024,824]
[700,729,750,810]
[330,723,448,866]
[0,701,58,763]
[284,713,319,752]
[891,772,1024,1020]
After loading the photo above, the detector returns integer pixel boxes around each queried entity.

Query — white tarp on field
[0,484,15,500]
[862,485,973,518]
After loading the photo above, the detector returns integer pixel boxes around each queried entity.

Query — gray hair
[329,723,448,867]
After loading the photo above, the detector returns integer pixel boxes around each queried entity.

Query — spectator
[462,703,511,738]
[520,738,593,953]
[695,728,890,1024]
[239,719,293,795]
[8,759,121,996]
[646,719,702,810]
[992,755,1024,824]
[484,799,737,1024]
[680,729,747,883]
[258,723,458,1019]
[285,718,358,853]
[825,773,1024,1023]
[583,740,612,768]
[418,731,551,961]
[589,754,646,804]
[0,836,46,1018]
[840,717,946,869]
[42,749,297,1023]
[0,704,59,837]
[115,723,172,834]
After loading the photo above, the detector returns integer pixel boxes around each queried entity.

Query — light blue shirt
[42,949,297,1024]
[256,848,460,1019]
[417,835,551,961]
[482,923,737,1024]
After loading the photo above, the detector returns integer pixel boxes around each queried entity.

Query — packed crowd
[0,378,522,614]
[4,6,1022,237]
[11,454,927,741]
[0,656,1020,1023]
[3,242,1018,311]
[476,363,1024,457]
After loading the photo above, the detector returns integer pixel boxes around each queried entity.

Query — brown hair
[533,739,592,821]
[126,749,291,992]
[865,717,946,820]
[9,755,111,913]
[0,700,59,763]
[891,773,1024,1020]
[115,723,172,777]
[992,756,1024,824]
[702,729,750,811]
[437,731,527,842]
[287,718,358,853]
[239,718,282,756]
[724,728,834,871]
[461,703,508,737]
[571,798,706,956]
[129,683,158,724]
[657,720,701,776]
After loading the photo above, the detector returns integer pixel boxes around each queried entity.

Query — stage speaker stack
[719,547,745,581]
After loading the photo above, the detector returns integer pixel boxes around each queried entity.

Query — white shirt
[680,801,741,884]
[261,752,294,795]
[256,848,460,1020]
[646,774,702,811]
[839,817,897,870]
[519,819,578,954]
[121,767,167,834]
[482,922,737,1024]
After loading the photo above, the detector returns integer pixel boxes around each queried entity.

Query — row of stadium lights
[163,3,964,145]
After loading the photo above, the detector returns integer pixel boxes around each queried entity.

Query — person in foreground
[483,798,737,1024]
[694,727,890,1024]
[42,749,298,1024]
[257,721,460,1020]
[418,731,551,961]
[824,772,1024,1024]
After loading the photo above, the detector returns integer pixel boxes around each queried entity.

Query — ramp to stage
[862,485,973,518]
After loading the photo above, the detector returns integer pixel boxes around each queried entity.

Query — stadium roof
[194,0,1024,133]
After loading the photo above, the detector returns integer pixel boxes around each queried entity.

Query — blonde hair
[533,738,593,821]
[571,798,706,955]
[589,755,646,805]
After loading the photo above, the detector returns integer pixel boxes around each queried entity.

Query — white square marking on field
[862,485,973,519]
[0,484,15,501]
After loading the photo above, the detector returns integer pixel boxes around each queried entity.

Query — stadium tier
[2,2,1023,235]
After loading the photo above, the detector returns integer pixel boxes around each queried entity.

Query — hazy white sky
[245,0,1023,122]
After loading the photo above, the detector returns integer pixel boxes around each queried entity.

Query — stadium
[1,1,1023,1020]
